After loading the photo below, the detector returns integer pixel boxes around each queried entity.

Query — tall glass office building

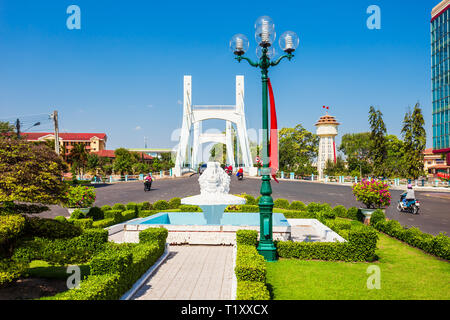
[431,0,450,165]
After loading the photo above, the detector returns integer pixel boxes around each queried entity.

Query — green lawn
[266,232,450,300]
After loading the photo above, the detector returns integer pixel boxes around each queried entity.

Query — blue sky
[0,0,440,151]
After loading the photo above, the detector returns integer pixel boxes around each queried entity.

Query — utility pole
[16,118,20,139]
[52,110,60,155]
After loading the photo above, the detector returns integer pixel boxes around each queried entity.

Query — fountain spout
[181,162,246,225]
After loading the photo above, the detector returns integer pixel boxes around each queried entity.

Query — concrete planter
[67,208,90,215]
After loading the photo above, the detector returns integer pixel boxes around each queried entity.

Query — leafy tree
[339,132,372,178]
[113,148,134,174]
[0,137,67,205]
[0,121,16,134]
[278,124,319,174]
[68,143,88,176]
[86,153,100,174]
[385,134,406,178]
[368,106,388,177]
[401,103,426,179]
[324,155,347,176]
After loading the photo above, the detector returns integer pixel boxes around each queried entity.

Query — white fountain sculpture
[181,162,246,224]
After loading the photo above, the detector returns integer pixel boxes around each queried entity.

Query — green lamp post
[230,16,299,261]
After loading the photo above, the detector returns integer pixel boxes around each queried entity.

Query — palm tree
[68,143,88,176]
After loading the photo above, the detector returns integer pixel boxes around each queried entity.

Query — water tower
[315,107,340,180]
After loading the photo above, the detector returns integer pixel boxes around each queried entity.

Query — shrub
[256,196,262,205]
[153,200,170,211]
[352,179,391,209]
[318,209,336,220]
[240,205,260,213]
[242,194,256,205]
[276,224,378,262]
[54,216,67,223]
[280,210,317,219]
[0,259,27,286]
[274,198,290,209]
[64,185,96,208]
[347,207,364,222]
[332,205,348,218]
[90,249,133,276]
[92,218,115,229]
[306,202,322,213]
[289,201,306,211]
[236,281,270,300]
[0,214,26,257]
[139,210,159,218]
[101,205,112,213]
[104,210,123,224]
[121,210,137,221]
[70,209,85,220]
[41,273,122,300]
[126,202,138,212]
[179,205,201,212]
[168,198,181,209]
[236,230,258,246]
[23,216,82,240]
[112,203,126,212]
[235,245,266,282]
[369,209,386,227]
[140,202,153,211]
[139,227,168,249]
[431,233,450,260]
[86,207,104,221]
[70,218,94,230]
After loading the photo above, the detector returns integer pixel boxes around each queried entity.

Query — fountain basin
[123,212,291,245]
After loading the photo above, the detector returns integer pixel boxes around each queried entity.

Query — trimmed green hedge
[153,200,170,211]
[13,229,108,266]
[332,205,348,218]
[289,201,306,211]
[242,194,257,205]
[179,205,201,212]
[274,198,290,209]
[92,218,115,229]
[23,216,82,240]
[235,245,266,282]
[236,230,258,246]
[70,218,94,230]
[374,219,450,260]
[139,227,168,249]
[236,281,270,300]
[70,209,85,220]
[104,210,123,224]
[112,203,126,212]
[276,225,378,262]
[169,198,181,209]
[86,207,104,221]
[139,210,159,218]
[121,210,136,221]
[41,227,168,300]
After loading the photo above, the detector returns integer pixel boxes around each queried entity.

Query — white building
[315,114,340,180]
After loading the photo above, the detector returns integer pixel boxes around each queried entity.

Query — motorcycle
[144,180,152,192]
[397,193,420,214]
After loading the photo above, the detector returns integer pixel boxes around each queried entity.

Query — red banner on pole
[267,78,279,183]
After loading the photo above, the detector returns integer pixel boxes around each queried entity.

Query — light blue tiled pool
[128,212,290,227]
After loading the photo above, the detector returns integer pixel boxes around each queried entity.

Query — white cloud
[135,126,142,131]
[177,100,182,105]
[147,104,153,108]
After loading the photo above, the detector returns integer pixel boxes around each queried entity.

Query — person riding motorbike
[236,168,244,180]
[144,173,152,191]
[402,184,416,208]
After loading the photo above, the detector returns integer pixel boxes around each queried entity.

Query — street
[45,175,450,236]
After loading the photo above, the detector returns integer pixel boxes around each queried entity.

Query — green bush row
[236,230,258,247]
[12,229,108,266]
[42,228,168,300]
[234,241,270,300]
[276,224,378,262]
[374,219,450,260]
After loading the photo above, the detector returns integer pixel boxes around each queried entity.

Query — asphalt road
[44,175,450,236]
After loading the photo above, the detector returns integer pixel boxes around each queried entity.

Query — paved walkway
[131,245,234,300]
